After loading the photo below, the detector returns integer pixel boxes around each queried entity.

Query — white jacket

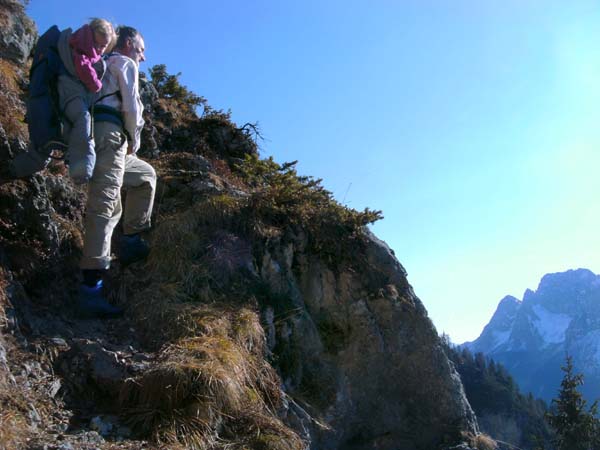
[96,52,144,153]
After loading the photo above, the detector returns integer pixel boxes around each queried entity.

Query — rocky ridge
[464,268,600,403]
[0,2,480,449]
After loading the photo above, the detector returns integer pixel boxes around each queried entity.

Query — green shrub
[237,154,382,263]
[149,64,206,116]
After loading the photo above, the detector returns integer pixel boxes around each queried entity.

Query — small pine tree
[148,64,206,114]
[546,355,600,450]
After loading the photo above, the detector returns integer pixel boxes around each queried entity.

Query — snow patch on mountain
[531,304,571,345]
[491,330,510,351]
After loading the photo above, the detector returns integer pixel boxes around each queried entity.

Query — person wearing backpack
[8,21,114,180]
[78,25,156,318]
[57,18,116,184]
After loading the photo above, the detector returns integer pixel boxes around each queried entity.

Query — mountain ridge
[464,268,600,403]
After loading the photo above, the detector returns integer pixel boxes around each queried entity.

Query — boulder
[0,0,36,65]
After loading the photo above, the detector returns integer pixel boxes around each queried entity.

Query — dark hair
[115,26,140,50]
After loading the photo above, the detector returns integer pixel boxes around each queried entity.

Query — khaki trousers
[80,122,157,270]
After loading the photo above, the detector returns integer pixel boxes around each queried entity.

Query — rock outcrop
[0,0,35,65]
[260,229,477,448]
[0,2,479,449]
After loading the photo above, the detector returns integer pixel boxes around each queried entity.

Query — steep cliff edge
[0,2,478,449]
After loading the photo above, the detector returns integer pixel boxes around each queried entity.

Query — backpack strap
[90,53,129,142]
[91,104,131,142]
[95,90,123,104]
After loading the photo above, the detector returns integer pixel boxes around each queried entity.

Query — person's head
[88,18,116,55]
[115,26,145,65]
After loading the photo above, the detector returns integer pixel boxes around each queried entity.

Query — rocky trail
[3,262,160,449]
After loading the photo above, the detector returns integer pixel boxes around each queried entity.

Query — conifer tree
[546,355,600,450]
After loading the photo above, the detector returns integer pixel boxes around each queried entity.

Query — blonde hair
[89,18,117,53]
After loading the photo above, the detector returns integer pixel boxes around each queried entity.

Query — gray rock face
[261,228,478,449]
[59,339,128,396]
[0,0,36,65]
[465,268,600,402]
[0,123,12,161]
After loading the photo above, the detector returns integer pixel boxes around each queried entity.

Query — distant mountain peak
[465,268,600,402]
[489,295,520,327]
[494,295,521,315]
[499,295,521,306]
[461,295,520,352]
[522,288,535,301]
[537,268,598,293]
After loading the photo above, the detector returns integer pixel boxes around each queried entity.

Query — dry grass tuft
[120,328,287,448]
[0,58,27,140]
[0,410,29,450]
[129,286,269,360]
[232,307,266,355]
[147,194,244,283]
[0,348,33,450]
[53,213,84,251]
[126,284,197,342]
[237,410,307,450]
[121,337,246,414]
[0,58,19,92]
[463,432,498,450]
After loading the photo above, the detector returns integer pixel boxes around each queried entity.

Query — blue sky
[27,1,600,343]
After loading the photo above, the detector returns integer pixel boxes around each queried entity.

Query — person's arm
[73,51,102,93]
[69,25,102,93]
[114,58,145,153]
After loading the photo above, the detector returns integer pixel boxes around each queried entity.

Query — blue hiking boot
[78,280,123,319]
[119,233,150,266]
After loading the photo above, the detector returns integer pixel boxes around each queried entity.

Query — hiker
[78,25,156,318]
[9,20,115,180]
[57,18,116,184]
